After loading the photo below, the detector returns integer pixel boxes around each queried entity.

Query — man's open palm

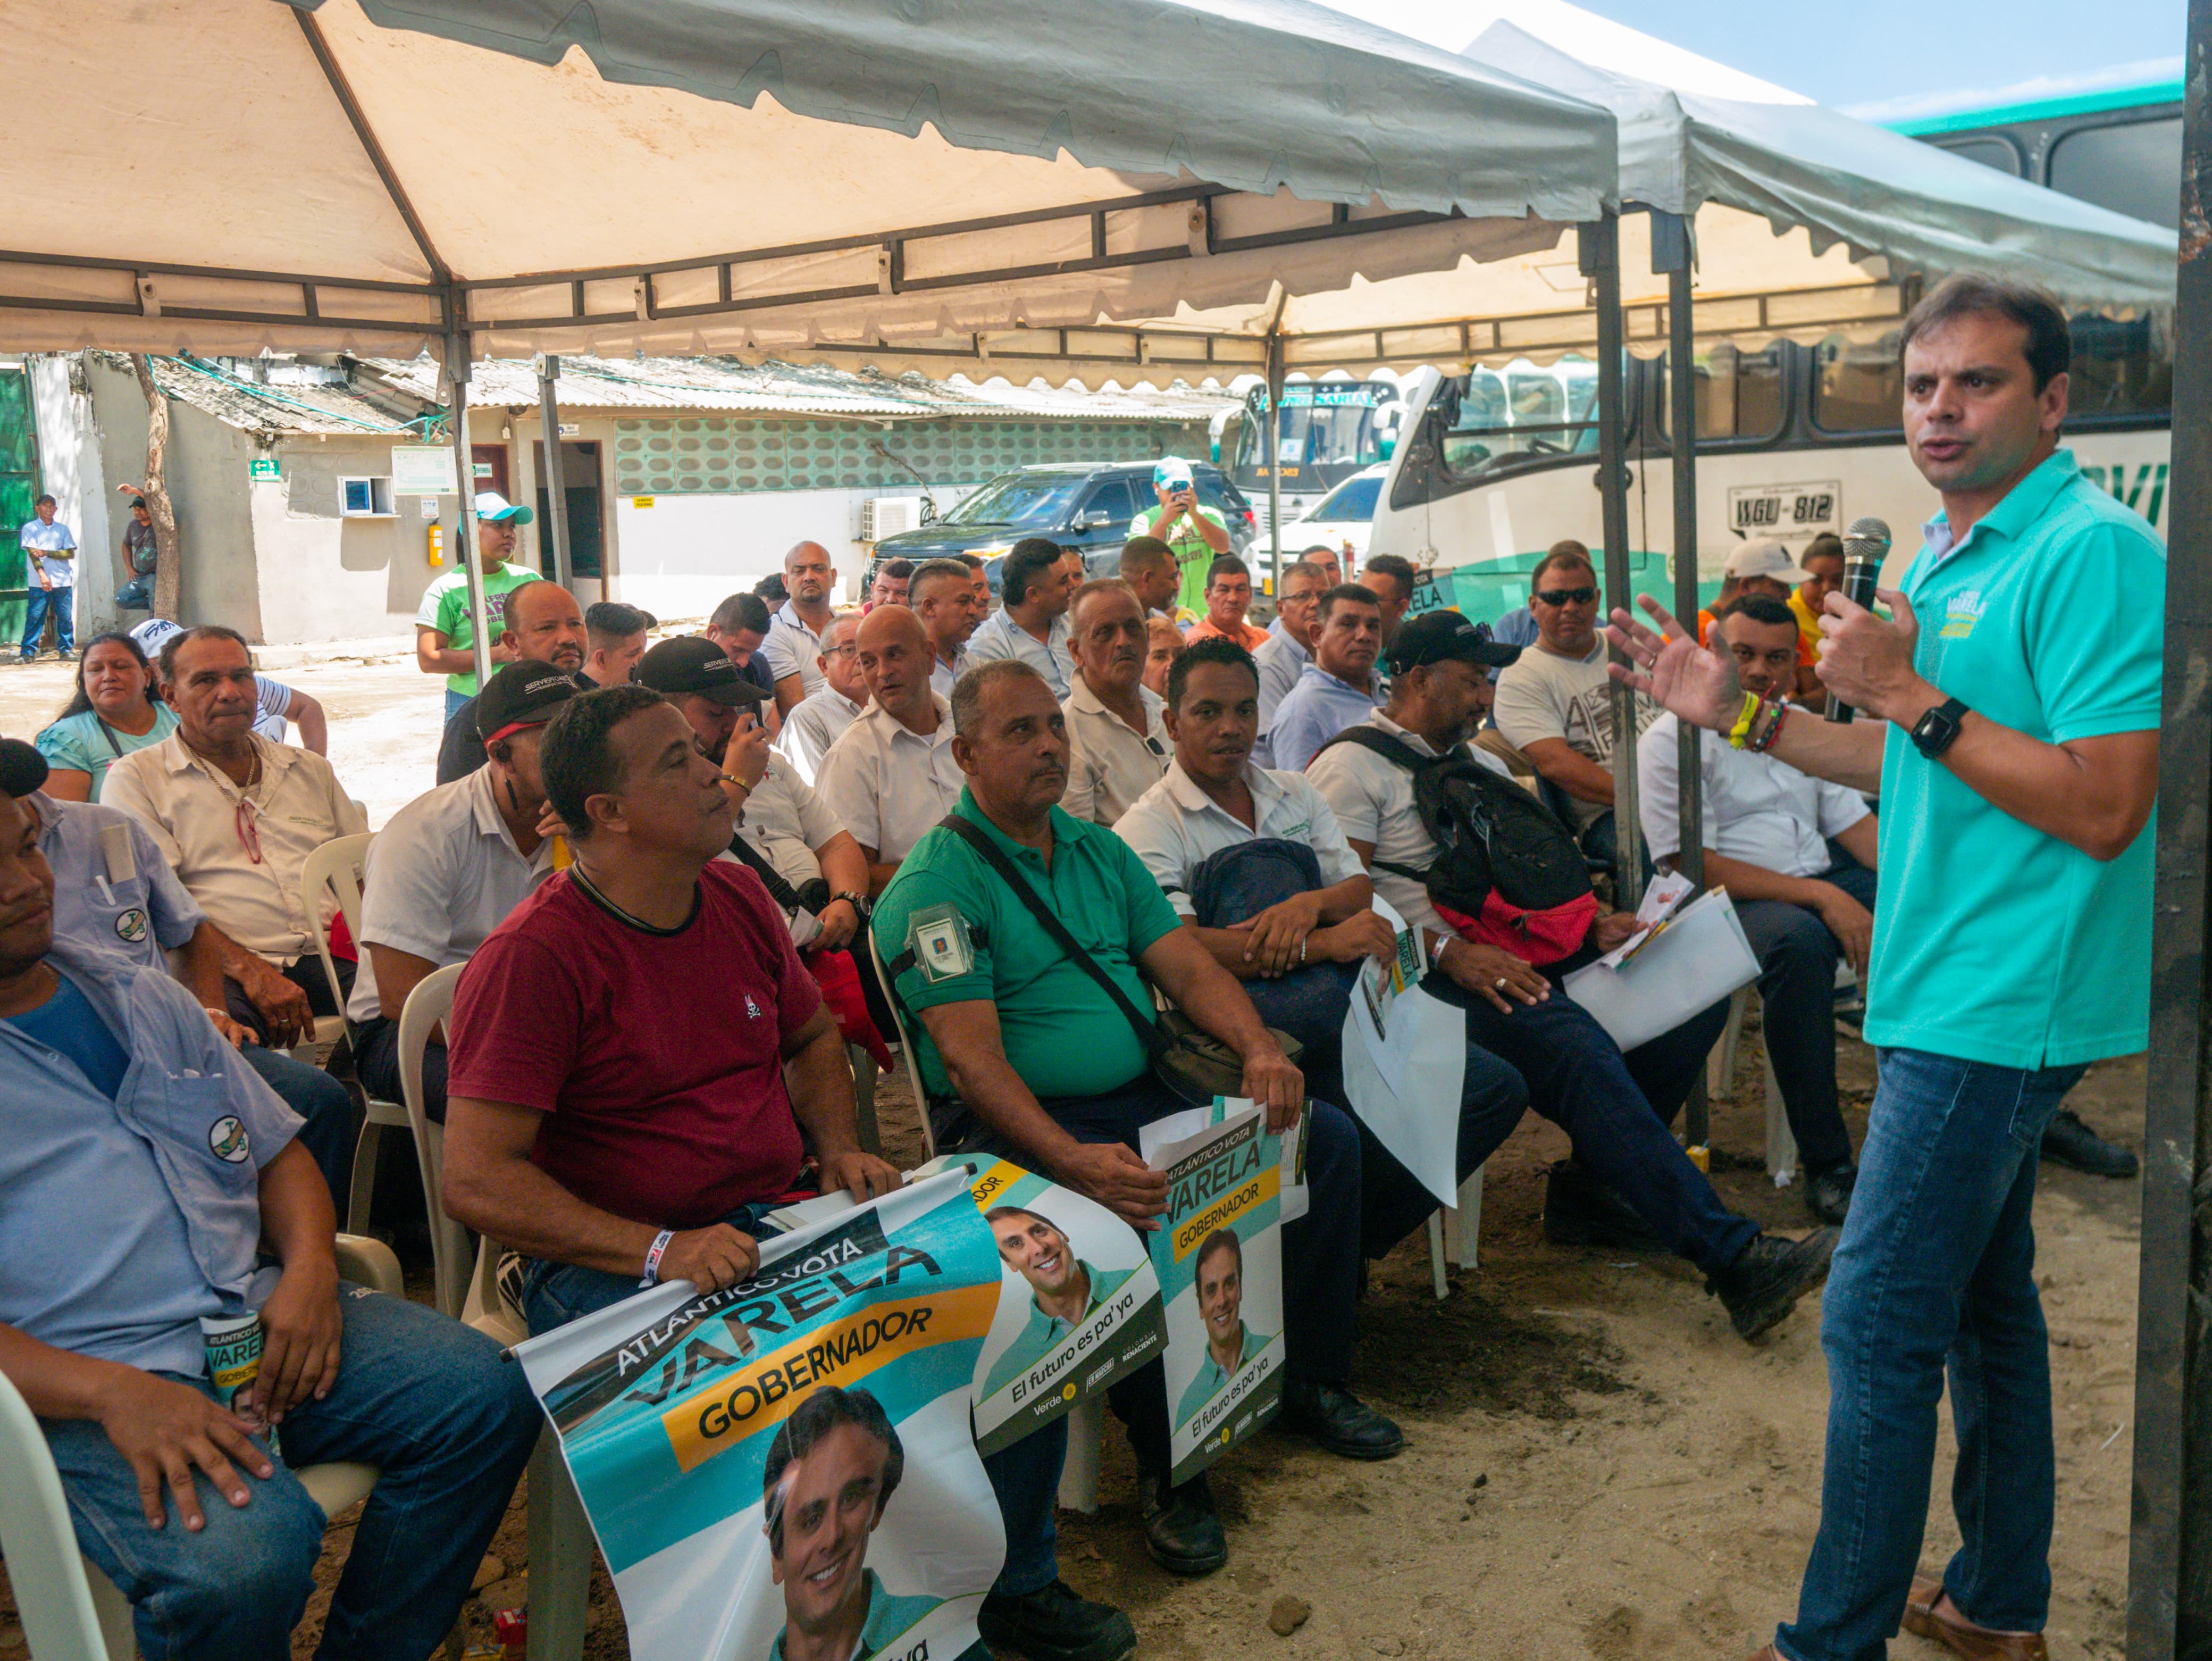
[1604,597,1742,732]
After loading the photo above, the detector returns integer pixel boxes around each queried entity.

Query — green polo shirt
[768,1570,971,1661]
[978,1260,1135,1399]
[1174,1322,1274,1426]
[1864,447,2163,1070]
[1130,504,1230,615]
[872,789,1181,1103]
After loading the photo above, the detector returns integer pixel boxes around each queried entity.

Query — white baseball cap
[129,616,184,656]
[474,491,534,524]
[1152,458,1194,490]
[1722,538,1813,583]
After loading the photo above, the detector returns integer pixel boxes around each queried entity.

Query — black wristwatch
[833,890,873,921]
[1909,696,1970,760]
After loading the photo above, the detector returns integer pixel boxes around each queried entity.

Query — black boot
[1707,1230,1839,1341]
[1138,1466,1227,1576]
[1277,1380,1404,1460]
[1543,1158,1665,1251]
[978,1580,1137,1661]
[1804,1161,1857,1226]
[2041,1108,2138,1178]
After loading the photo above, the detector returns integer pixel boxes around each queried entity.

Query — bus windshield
[1225,380,1402,498]
[1433,357,1601,482]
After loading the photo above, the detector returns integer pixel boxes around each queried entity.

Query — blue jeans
[116,573,154,609]
[241,1045,357,1208]
[47,1283,540,1661]
[1776,1049,2088,1661]
[444,688,470,721]
[518,1200,784,1335]
[21,583,73,657]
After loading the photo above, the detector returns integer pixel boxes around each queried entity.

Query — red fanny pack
[1435,889,1598,967]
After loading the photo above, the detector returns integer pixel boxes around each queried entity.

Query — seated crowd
[1,507,2134,1660]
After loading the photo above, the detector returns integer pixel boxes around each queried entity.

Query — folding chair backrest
[398,961,471,1320]
[0,1371,111,1661]
[867,928,939,1161]
[301,831,375,1039]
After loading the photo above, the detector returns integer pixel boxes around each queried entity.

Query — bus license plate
[1727,480,1840,537]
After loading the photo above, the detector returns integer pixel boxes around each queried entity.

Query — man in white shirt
[1493,545,1658,862]
[1061,581,1169,825]
[775,611,868,784]
[966,539,1076,699]
[1253,559,1329,764]
[19,493,76,662]
[764,541,839,715]
[349,661,576,1122]
[1114,632,1528,1263]
[1637,596,1880,1225]
[1308,612,1836,1341]
[103,626,368,1047]
[910,558,981,697]
[816,606,965,894]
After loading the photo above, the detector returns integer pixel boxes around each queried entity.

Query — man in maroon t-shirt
[441,683,901,1330]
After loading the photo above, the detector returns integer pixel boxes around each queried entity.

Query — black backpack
[1316,725,1597,963]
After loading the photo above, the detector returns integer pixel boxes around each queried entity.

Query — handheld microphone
[1824,516,1890,724]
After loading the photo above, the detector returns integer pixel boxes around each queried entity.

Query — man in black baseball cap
[1382,609,1521,679]
[636,635,773,790]
[0,736,46,799]
[476,660,586,749]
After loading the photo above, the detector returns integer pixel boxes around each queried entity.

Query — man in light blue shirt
[19,493,76,662]
[1610,277,2163,1661]
[22,756,355,1201]
[966,539,1076,699]
[0,751,539,1661]
[1266,584,1386,771]
[1252,558,1328,766]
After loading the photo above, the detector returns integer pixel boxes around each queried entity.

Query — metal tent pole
[1582,210,1644,907]
[1267,332,1286,592]
[444,334,491,689]
[2128,2,2212,1650]
[535,354,573,590]
[1654,208,1706,1151]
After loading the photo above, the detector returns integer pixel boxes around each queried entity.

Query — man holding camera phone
[1131,460,1230,618]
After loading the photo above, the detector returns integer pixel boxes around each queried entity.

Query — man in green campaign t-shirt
[415,493,538,714]
[1128,458,1229,617]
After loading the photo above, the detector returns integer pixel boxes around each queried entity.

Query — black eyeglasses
[1535,586,1598,607]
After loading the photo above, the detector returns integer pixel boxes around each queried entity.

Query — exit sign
[249,457,281,481]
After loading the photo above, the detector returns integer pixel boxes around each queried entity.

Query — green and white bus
[1368,70,2176,627]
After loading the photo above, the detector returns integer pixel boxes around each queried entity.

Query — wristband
[639,1228,675,1289]
[1747,698,1790,755]
[1725,690,1762,750]
[1428,931,1453,969]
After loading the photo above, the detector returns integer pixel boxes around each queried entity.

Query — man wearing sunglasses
[1493,545,1658,864]
[101,627,367,1049]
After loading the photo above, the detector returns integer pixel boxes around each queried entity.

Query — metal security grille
[0,368,39,639]
[611,416,1207,496]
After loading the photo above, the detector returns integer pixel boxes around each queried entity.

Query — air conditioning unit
[860,496,924,541]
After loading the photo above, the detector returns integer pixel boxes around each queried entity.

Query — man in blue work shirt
[1266,584,1387,771]
[16,742,356,1202]
[0,739,540,1661]
[1609,274,2164,1661]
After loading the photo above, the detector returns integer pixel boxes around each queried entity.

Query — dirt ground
[0,647,2148,1660]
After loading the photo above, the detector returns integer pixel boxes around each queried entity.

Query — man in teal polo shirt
[979,1206,1136,1401]
[1607,274,2162,1661]
[873,659,1397,1606]
[1173,1230,1275,1428]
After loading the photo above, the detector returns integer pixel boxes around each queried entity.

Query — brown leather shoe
[1901,1578,2049,1661]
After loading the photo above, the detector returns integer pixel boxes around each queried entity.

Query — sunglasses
[1535,586,1598,607]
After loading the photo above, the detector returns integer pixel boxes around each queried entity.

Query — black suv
[866,461,1255,598]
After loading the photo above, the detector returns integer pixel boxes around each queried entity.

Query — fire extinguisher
[427,522,445,566]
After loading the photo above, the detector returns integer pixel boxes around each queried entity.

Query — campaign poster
[511,1171,1006,1661]
[1139,1105,1288,1486]
[1340,896,1467,1207]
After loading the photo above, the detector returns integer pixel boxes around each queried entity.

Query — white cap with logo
[1722,537,1813,583]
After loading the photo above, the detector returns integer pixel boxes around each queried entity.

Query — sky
[1486,0,2181,116]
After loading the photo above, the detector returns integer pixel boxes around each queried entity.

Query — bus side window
[1814,333,1903,434]
[2067,313,2173,420]
[1662,343,1784,442]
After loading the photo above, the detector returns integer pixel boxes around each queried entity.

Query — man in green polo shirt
[1129,459,1230,617]
[979,1206,1136,1401]
[415,493,539,719]
[873,658,1397,1600]
[1607,274,2163,1661]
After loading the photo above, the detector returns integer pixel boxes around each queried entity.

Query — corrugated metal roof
[91,352,415,436]
[354,354,1238,422]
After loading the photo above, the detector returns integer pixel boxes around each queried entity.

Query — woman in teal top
[35,632,179,802]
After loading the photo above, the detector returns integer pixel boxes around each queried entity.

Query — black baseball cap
[476,660,584,744]
[0,738,49,798]
[634,636,770,706]
[1386,610,1522,676]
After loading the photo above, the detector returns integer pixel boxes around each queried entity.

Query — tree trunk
[127,353,182,620]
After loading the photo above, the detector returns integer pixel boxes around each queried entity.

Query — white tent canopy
[0,0,1616,369]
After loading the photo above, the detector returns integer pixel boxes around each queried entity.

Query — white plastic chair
[31,1236,401,1661]
[1424,1167,1487,1299]
[1706,986,1800,1184]
[867,929,939,1161]
[397,960,596,1660]
[301,832,415,1233]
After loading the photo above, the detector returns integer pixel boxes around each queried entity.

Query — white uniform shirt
[1637,711,1871,877]
[737,753,842,893]
[965,608,1075,700]
[815,694,965,863]
[102,732,367,964]
[1061,675,1168,827]
[774,684,864,784]
[1304,712,1512,938]
[345,766,559,1023]
[761,600,828,699]
[1113,758,1368,917]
